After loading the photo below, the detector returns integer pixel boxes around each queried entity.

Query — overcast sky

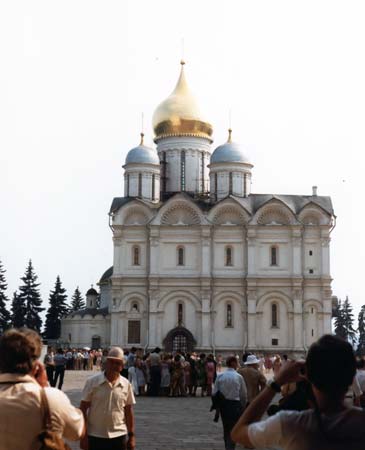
[1,1,364,319]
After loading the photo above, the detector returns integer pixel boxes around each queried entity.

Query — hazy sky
[1,1,364,318]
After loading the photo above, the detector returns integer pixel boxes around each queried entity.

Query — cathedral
[61,61,335,355]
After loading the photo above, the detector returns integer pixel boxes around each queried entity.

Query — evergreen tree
[334,299,347,339]
[342,296,357,345]
[70,286,85,311]
[357,305,365,355]
[44,276,68,340]
[18,260,44,332]
[0,260,11,332]
[11,291,26,328]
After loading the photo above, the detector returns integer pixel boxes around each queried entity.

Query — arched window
[214,173,218,197]
[201,153,205,192]
[152,174,155,200]
[181,151,186,191]
[132,246,140,266]
[178,302,183,325]
[225,246,233,266]
[226,303,233,327]
[271,303,278,328]
[270,246,278,266]
[161,151,167,194]
[229,172,233,195]
[177,246,185,266]
[138,173,142,197]
[126,174,130,197]
[132,302,139,312]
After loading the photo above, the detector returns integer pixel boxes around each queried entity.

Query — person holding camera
[231,334,365,449]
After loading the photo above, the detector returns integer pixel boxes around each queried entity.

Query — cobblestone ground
[63,370,240,450]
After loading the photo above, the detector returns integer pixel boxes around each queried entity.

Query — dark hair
[0,328,42,374]
[356,357,365,369]
[306,334,356,395]
[57,348,64,354]
[226,355,237,367]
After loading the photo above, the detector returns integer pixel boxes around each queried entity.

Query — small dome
[210,129,251,165]
[100,266,113,283]
[152,61,213,143]
[86,287,98,296]
[125,134,159,165]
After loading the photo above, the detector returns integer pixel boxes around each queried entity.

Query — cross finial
[228,128,232,143]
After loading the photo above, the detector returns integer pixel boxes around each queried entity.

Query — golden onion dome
[152,61,213,143]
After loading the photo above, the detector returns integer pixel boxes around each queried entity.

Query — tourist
[170,354,186,397]
[231,334,365,449]
[65,347,73,370]
[213,355,247,450]
[127,347,137,369]
[160,354,171,396]
[95,348,102,370]
[187,352,198,395]
[216,354,223,373]
[128,362,139,396]
[273,354,282,376]
[80,347,136,450]
[43,346,55,386]
[0,328,84,449]
[148,347,161,396]
[196,353,207,396]
[238,354,266,404]
[83,349,90,370]
[205,354,216,396]
[184,354,192,395]
[135,357,146,395]
[53,347,67,390]
[356,358,365,406]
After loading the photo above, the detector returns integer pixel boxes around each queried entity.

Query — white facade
[61,63,335,355]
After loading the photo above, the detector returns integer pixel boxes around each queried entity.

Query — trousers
[220,399,244,450]
[88,435,127,450]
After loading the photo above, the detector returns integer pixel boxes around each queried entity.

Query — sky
[0,1,364,320]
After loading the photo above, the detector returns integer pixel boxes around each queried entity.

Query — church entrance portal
[163,327,196,353]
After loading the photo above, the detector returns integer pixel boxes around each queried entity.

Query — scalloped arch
[161,202,201,225]
[299,206,330,226]
[212,205,248,225]
[255,201,294,225]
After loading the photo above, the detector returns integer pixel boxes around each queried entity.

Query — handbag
[38,388,72,450]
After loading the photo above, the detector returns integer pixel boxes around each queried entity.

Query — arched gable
[303,298,323,312]
[212,291,245,310]
[120,292,147,312]
[251,199,298,226]
[298,204,331,226]
[113,200,154,226]
[256,291,293,313]
[208,199,250,225]
[151,194,206,226]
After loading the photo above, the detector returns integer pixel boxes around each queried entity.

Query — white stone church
[61,61,336,355]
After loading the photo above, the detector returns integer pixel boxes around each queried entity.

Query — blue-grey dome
[125,144,160,165]
[211,141,251,164]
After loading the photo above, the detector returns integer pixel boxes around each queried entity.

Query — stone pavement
[63,370,241,450]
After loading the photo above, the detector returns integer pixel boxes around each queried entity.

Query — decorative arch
[298,205,331,226]
[256,291,293,313]
[212,206,248,225]
[157,290,201,312]
[163,326,197,353]
[120,292,147,312]
[303,298,323,312]
[117,202,153,226]
[254,200,296,225]
[161,201,201,225]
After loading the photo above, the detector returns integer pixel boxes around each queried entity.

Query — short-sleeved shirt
[213,368,247,405]
[0,373,84,450]
[248,408,365,450]
[82,372,136,438]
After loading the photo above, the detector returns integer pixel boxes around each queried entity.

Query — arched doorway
[163,326,196,353]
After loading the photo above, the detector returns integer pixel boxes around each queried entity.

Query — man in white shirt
[231,334,365,450]
[213,355,247,450]
[80,347,136,450]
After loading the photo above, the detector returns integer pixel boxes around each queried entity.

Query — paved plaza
[63,370,238,450]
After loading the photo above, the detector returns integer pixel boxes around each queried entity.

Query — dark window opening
[181,151,186,191]
[138,173,142,197]
[226,304,233,327]
[311,329,314,337]
[201,152,205,192]
[178,303,183,326]
[272,338,279,346]
[311,307,314,314]
[128,321,141,344]
[152,174,155,200]
[309,269,314,274]
[309,250,313,256]
[161,152,167,194]
[126,174,130,197]
[272,303,278,328]
[225,247,233,266]
[177,247,184,266]
[133,246,140,266]
[229,172,233,195]
[271,246,278,266]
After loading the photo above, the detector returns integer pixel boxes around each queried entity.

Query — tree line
[0,259,89,340]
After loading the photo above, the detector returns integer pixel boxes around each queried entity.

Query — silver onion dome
[210,129,251,165]
[125,133,160,165]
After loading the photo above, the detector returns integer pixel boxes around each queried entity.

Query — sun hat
[107,347,124,361]
[244,354,261,365]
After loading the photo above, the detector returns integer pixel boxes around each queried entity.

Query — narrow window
[178,303,183,326]
[132,246,140,266]
[309,269,314,274]
[272,303,278,328]
[226,304,233,327]
[132,303,139,312]
[272,338,279,346]
[152,174,155,200]
[138,173,142,197]
[181,151,186,191]
[214,173,218,198]
[126,174,130,197]
[161,152,167,194]
[225,246,233,266]
[128,320,141,344]
[201,152,205,192]
[229,172,233,195]
[311,329,314,337]
[244,173,247,197]
[311,307,314,314]
[309,250,313,256]
[177,246,185,266]
[270,246,278,266]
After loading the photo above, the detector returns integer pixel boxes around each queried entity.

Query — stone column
[247,228,256,276]
[149,228,160,276]
[293,288,303,349]
[112,230,123,275]
[201,227,211,278]
[321,235,331,277]
[247,288,257,349]
[201,291,211,348]
[322,286,333,334]
[148,290,159,348]
[291,228,302,276]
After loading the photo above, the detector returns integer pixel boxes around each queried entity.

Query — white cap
[107,347,124,361]
[244,354,261,365]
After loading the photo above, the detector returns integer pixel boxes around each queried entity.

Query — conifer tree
[18,260,44,332]
[342,296,356,345]
[0,260,11,332]
[70,286,85,311]
[334,299,347,339]
[357,305,365,355]
[44,276,68,340]
[11,291,26,328]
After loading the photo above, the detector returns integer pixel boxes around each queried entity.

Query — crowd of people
[1,328,365,450]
